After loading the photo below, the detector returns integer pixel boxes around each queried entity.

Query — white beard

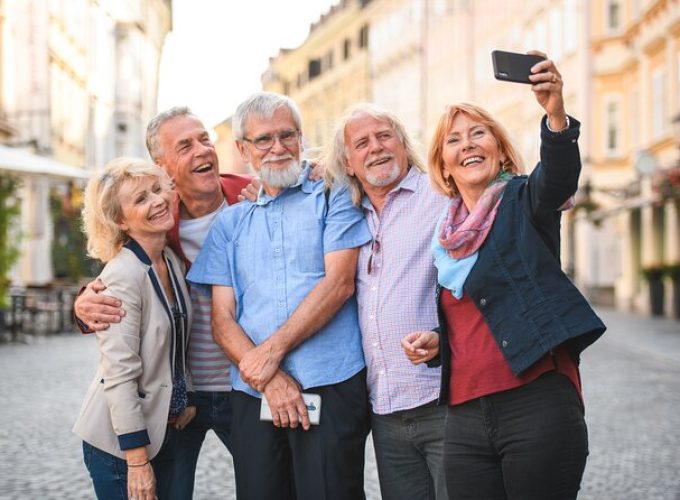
[365,159,402,187]
[260,159,303,188]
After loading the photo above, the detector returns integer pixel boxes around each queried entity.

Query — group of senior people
[72,51,604,500]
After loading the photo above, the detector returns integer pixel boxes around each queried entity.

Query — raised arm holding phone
[402,51,606,500]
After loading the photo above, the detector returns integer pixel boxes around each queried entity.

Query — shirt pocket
[288,219,325,275]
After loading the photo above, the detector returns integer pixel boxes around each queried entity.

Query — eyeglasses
[242,129,300,151]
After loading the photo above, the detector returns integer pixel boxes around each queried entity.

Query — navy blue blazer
[434,116,606,405]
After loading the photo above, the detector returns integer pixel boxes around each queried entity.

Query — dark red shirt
[441,289,582,406]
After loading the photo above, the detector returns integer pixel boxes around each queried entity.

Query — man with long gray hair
[187,91,372,500]
[323,103,448,500]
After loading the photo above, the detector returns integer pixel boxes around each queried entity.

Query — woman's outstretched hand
[528,50,568,131]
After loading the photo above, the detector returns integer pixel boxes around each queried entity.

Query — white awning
[0,144,89,179]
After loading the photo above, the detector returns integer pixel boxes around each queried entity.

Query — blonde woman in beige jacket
[73,158,193,500]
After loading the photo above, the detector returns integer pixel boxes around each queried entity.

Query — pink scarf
[439,172,513,259]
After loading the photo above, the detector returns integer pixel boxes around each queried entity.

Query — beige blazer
[73,243,192,460]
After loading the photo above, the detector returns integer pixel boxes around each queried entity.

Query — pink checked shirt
[357,167,448,415]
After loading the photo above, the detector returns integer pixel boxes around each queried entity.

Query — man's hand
[237,177,261,202]
[174,405,197,430]
[239,339,283,392]
[307,160,325,181]
[74,279,125,331]
[401,331,440,365]
[262,370,310,431]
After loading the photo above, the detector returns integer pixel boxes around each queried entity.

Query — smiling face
[236,106,302,192]
[117,175,175,241]
[155,115,221,203]
[441,112,506,207]
[343,112,409,193]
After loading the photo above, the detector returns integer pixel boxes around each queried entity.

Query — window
[343,38,351,60]
[359,25,369,49]
[324,50,334,71]
[607,0,621,32]
[652,68,666,140]
[605,98,620,155]
[308,59,321,80]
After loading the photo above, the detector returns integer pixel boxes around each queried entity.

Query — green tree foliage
[0,175,21,309]
[50,184,101,281]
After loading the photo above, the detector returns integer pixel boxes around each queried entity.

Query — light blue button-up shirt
[187,168,371,397]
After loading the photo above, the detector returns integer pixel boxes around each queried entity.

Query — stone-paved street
[0,307,679,499]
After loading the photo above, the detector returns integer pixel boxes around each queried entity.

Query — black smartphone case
[492,50,545,84]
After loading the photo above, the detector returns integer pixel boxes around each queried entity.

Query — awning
[0,144,89,179]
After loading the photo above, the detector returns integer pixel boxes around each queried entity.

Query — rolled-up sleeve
[324,185,372,253]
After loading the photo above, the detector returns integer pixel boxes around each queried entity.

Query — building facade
[1,0,171,286]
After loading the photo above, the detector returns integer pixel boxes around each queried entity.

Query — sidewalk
[594,307,680,367]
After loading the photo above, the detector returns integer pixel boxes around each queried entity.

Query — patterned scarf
[439,171,513,259]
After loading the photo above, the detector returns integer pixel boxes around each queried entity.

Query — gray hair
[323,103,425,206]
[145,106,196,160]
[232,92,303,141]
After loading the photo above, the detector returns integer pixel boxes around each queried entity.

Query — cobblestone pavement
[0,307,679,499]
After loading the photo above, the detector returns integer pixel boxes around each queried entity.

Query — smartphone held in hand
[260,393,322,425]
[492,50,546,84]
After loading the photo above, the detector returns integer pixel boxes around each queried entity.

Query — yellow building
[262,0,373,154]
[257,0,680,318]
[587,0,680,317]
[214,117,249,175]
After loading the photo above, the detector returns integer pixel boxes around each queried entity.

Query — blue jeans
[173,391,232,498]
[83,426,179,500]
[371,402,447,500]
[443,371,589,500]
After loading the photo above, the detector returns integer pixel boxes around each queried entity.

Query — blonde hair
[323,103,425,206]
[428,102,523,198]
[82,157,173,263]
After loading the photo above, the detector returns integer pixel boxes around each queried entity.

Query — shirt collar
[360,165,421,210]
[255,161,312,206]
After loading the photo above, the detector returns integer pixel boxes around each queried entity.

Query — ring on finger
[552,74,557,83]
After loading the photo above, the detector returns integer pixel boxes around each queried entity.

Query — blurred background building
[0,0,678,321]
[0,0,171,290]
[251,0,680,319]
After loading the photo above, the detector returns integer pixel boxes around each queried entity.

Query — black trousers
[444,371,589,500]
[231,369,370,500]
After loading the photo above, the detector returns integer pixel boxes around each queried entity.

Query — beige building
[585,0,680,317]
[262,0,372,154]
[214,117,249,175]
[1,0,171,286]
[258,0,680,318]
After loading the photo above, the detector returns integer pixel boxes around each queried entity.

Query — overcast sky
[157,1,338,128]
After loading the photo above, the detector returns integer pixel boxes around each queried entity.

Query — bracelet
[127,460,149,468]
[546,115,570,133]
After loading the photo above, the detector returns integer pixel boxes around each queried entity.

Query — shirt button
[372,342,378,347]
[369,315,374,320]
[479,297,487,306]
[379,370,385,375]
[501,340,508,348]
[371,287,377,291]
[274,248,280,253]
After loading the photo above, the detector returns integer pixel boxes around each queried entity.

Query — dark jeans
[371,402,447,500]
[444,371,588,500]
[83,426,179,500]
[174,390,232,499]
[231,369,371,500]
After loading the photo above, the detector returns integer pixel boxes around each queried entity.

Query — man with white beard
[187,91,372,500]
